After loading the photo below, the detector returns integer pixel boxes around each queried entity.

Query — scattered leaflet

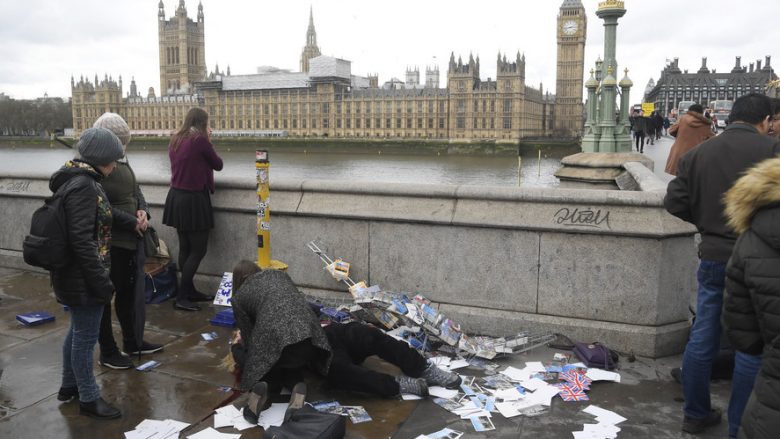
[124,419,189,439]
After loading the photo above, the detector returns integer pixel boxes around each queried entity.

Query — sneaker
[670,367,682,384]
[395,375,429,397]
[682,408,721,434]
[99,352,134,370]
[421,361,462,389]
[124,341,164,356]
[284,382,307,423]
[243,381,268,424]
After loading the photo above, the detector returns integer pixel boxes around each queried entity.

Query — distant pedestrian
[665,93,780,436]
[653,111,664,140]
[722,156,780,439]
[630,110,647,153]
[664,104,714,175]
[663,115,671,136]
[162,107,223,312]
[92,113,163,371]
[767,98,780,139]
[52,127,125,420]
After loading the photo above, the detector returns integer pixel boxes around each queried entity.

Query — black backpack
[23,177,82,270]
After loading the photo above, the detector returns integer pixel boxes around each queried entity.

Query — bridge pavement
[0,231,730,437]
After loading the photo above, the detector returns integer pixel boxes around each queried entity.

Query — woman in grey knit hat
[92,113,163,371]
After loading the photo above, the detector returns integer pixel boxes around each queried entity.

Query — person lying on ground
[228,260,461,423]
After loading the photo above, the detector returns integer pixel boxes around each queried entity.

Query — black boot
[57,386,79,402]
[79,397,121,420]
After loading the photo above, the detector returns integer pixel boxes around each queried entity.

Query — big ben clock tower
[554,0,587,137]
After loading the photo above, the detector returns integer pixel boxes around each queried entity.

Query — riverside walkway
[0,266,728,438]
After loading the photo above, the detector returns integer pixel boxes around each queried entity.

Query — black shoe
[57,386,79,402]
[188,290,215,302]
[124,341,164,356]
[670,367,682,384]
[243,381,268,424]
[79,397,121,420]
[284,382,307,423]
[682,408,721,434]
[173,299,201,312]
[99,352,134,370]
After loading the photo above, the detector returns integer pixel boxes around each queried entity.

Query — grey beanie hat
[93,112,131,149]
[76,127,124,166]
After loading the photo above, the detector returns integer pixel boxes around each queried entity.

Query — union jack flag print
[557,384,590,402]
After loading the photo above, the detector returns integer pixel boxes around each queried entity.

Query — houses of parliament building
[71,1,587,141]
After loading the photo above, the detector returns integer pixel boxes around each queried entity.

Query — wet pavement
[0,267,731,438]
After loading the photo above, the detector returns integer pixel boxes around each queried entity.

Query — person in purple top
[162,108,223,311]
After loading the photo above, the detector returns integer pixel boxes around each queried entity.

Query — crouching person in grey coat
[723,156,780,439]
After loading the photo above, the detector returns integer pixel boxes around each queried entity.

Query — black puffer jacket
[722,157,780,439]
[48,160,115,306]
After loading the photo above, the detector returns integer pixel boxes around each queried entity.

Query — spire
[306,5,317,47]
[197,1,203,22]
[176,0,186,16]
[158,0,165,20]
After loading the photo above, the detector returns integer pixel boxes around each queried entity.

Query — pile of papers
[415,427,464,439]
[306,242,556,358]
[123,419,189,439]
[424,353,622,433]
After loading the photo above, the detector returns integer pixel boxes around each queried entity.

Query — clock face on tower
[562,20,578,35]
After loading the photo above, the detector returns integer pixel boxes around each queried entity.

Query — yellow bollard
[255,150,288,271]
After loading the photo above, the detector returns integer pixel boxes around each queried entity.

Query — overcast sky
[0,0,775,101]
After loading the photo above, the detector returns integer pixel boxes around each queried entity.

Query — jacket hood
[685,111,711,128]
[49,160,101,192]
[725,156,780,248]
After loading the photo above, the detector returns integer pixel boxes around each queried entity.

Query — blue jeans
[682,260,761,437]
[61,304,104,403]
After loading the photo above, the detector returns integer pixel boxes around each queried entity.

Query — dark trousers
[325,322,427,397]
[262,339,319,394]
[98,247,136,355]
[634,131,645,151]
[176,229,210,300]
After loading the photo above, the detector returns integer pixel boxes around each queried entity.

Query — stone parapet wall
[0,171,697,357]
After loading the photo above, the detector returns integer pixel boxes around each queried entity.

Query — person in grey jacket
[723,156,780,439]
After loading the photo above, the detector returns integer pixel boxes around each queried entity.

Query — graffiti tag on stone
[0,180,31,193]
[553,207,611,229]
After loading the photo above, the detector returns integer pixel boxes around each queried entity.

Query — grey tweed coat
[231,269,332,391]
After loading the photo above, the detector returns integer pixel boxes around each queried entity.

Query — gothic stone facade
[646,56,777,115]
[71,1,584,141]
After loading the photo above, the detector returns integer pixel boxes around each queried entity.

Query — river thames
[0,140,571,187]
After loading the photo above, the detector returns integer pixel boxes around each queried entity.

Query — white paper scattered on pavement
[493,387,524,401]
[500,366,530,382]
[582,405,627,425]
[186,427,241,439]
[448,359,470,370]
[429,386,459,399]
[402,393,424,400]
[257,403,288,429]
[586,368,621,383]
[124,419,189,439]
[524,361,546,373]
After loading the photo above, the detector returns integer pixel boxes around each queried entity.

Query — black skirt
[162,187,214,231]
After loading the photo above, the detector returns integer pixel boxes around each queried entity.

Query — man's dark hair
[688,104,704,114]
[771,98,780,115]
[727,93,772,124]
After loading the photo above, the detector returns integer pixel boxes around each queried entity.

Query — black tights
[176,229,210,300]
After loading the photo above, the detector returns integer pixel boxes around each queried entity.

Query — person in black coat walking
[52,128,125,420]
[723,156,780,439]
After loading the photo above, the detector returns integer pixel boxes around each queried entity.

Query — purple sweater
[169,134,223,193]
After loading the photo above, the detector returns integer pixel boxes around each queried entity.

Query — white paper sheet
[585,369,621,383]
[582,405,627,425]
[257,403,288,429]
[429,386,459,399]
[187,427,241,439]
